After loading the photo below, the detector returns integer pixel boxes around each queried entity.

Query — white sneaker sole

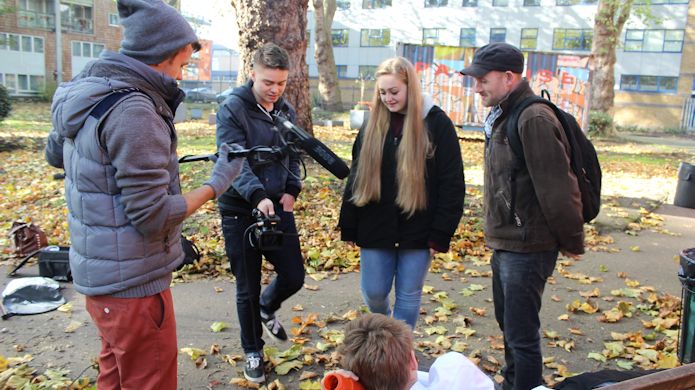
[244,371,265,383]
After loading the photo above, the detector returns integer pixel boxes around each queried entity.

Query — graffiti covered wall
[398,43,591,129]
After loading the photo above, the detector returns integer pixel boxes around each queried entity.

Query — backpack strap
[90,88,141,120]
[505,95,547,224]
[90,88,141,145]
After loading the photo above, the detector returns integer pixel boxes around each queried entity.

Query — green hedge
[0,85,11,122]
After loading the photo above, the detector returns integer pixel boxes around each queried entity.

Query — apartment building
[307,0,694,129]
[0,0,122,97]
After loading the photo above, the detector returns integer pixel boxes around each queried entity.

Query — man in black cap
[45,1,244,388]
[460,42,584,390]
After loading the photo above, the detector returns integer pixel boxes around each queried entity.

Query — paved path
[1,203,694,389]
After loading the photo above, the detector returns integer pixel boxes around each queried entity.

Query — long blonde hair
[351,57,432,217]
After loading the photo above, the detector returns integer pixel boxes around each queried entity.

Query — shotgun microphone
[272,114,350,179]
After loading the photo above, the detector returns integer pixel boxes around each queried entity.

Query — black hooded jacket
[215,81,301,215]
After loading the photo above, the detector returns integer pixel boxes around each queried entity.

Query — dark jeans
[491,249,558,390]
[221,209,305,353]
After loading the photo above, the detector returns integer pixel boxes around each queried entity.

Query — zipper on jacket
[164,234,170,253]
[256,103,274,122]
[500,193,523,227]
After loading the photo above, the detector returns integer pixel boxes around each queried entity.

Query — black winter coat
[338,105,465,251]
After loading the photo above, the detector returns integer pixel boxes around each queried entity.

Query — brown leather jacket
[484,81,584,254]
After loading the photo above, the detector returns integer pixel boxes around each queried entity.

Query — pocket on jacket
[487,191,526,241]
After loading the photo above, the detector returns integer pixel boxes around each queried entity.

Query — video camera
[251,208,283,251]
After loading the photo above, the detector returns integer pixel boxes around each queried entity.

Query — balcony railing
[17,10,54,30]
[17,9,93,34]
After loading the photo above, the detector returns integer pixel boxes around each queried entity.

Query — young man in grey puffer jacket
[44,1,243,388]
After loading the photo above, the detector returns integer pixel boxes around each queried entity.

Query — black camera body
[251,209,283,251]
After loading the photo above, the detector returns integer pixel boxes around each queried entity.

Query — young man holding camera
[216,43,305,383]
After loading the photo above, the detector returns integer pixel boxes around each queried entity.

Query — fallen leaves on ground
[0,103,689,385]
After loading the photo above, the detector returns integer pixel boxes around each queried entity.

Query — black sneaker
[261,311,288,342]
[244,351,265,383]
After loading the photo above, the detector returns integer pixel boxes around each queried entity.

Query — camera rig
[178,114,349,180]
[250,208,283,251]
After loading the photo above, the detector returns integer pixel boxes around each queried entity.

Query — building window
[553,28,593,50]
[61,3,94,34]
[423,28,446,45]
[21,36,32,52]
[72,41,104,58]
[0,33,43,53]
[624,29,684,53]
[556,0,596,4]
[360,29,390,46]
[490,28,506,43]
[493,0,509,6]
[8,34,20,51]
[620,75,678,93]
[332,29,349,47]
[33,37,44,53]
[460,28,476,47]
[524,0,541,4]
[337,0,351,9]
[358,65,377,79]
[520,28,538,50]
[362,0,391,8]
[108,13,119,26]
[462,0,478,5]
[425,0,448,6]
[0,73,44,94]
[4,74,16,94]
[336,65,348,78]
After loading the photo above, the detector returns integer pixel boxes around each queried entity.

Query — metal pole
[54,0,62,82]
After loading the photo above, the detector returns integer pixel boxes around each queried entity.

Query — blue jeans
[491,249,558,390]
[360,248,431,328]
[221,210,305,353]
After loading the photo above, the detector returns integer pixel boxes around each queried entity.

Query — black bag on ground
[9,245,72,282]
[178,235,200,270]
[38,246,71,282]
[505,93,602,223]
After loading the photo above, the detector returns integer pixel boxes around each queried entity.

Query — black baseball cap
[459,42,524,78]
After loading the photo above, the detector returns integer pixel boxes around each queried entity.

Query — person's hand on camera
[257,198,275,217]
[204,143,244,199]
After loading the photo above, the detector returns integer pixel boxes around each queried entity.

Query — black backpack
[505,92,602,223]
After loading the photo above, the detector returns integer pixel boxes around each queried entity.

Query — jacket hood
[231,80,290,113]
[51,50,183,139]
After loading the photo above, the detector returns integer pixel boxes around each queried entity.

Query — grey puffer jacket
[45,51,188,298]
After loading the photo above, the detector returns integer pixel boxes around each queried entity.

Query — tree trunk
[313,0,343,111]
[231,0,313,133]
[589,0,633,134]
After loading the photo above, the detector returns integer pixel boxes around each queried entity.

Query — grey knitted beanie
[118,0,198,65]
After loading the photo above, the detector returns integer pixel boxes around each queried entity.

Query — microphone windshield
[273,115,350,179]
